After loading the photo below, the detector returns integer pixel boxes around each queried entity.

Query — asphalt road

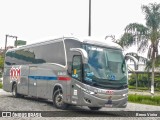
[0,89,160,120]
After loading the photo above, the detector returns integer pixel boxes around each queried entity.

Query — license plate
[105,104,113,108]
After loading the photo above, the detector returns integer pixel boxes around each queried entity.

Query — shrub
[128,94,160,106]
[0,82,2,89]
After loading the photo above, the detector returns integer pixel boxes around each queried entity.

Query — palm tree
[145,55,160,70]
[126,52,148,63]
[119,3,160,95]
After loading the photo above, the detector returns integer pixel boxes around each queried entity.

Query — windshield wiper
[91,82,98,86]
[120,84,128,89]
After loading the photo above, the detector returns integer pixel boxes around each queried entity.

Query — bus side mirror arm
[70,48,88,64]
[125,55,138,70]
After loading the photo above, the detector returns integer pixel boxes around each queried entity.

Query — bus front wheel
[53,89,68,110]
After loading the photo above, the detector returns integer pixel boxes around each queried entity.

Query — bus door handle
[29,66,38,69]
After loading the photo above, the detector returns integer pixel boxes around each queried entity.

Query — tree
[126,52,148,63]
[145,55,160,70]
[0,55,4,77]
[0,55,4,69]
[118,3,160,95]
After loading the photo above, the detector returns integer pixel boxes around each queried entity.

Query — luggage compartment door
[28,66,37,97]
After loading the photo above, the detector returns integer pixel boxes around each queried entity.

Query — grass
[128,94,160,106]
[129,86,148,90]
[129,85,160,91]
[0,82,2,89]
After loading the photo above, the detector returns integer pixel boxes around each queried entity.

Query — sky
[0,0,160,57]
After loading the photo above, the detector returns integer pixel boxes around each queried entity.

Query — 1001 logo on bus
[10,66,21,83]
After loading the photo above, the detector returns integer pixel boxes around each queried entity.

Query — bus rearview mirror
[70,48,88,64]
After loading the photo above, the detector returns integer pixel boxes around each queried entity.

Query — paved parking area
[0,89,160,120]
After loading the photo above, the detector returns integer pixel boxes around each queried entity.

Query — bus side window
[72,55,82,81]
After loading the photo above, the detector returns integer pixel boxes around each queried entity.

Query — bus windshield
[83,44,127,90]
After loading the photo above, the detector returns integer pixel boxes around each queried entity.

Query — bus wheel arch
[52,85,68,109]
[52,85,62,101]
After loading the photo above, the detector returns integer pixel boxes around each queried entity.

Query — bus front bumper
[81,92,128,108]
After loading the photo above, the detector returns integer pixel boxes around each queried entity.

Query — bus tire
[12,83,20,98]
[53,89,68,110]
[88,107,102,110]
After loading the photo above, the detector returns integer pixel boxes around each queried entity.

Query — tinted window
[5,41,65,65]
[65,39,82,63]
[72,55,82,81]
[64,39,82,73]
[30,41,65,65]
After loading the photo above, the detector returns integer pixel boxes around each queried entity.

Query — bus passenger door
[28,66,37,97]
[70,55,82,105]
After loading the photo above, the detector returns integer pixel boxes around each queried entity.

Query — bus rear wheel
[53,89,68,110]
[12,83,20,98]
[88,107,102,110]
